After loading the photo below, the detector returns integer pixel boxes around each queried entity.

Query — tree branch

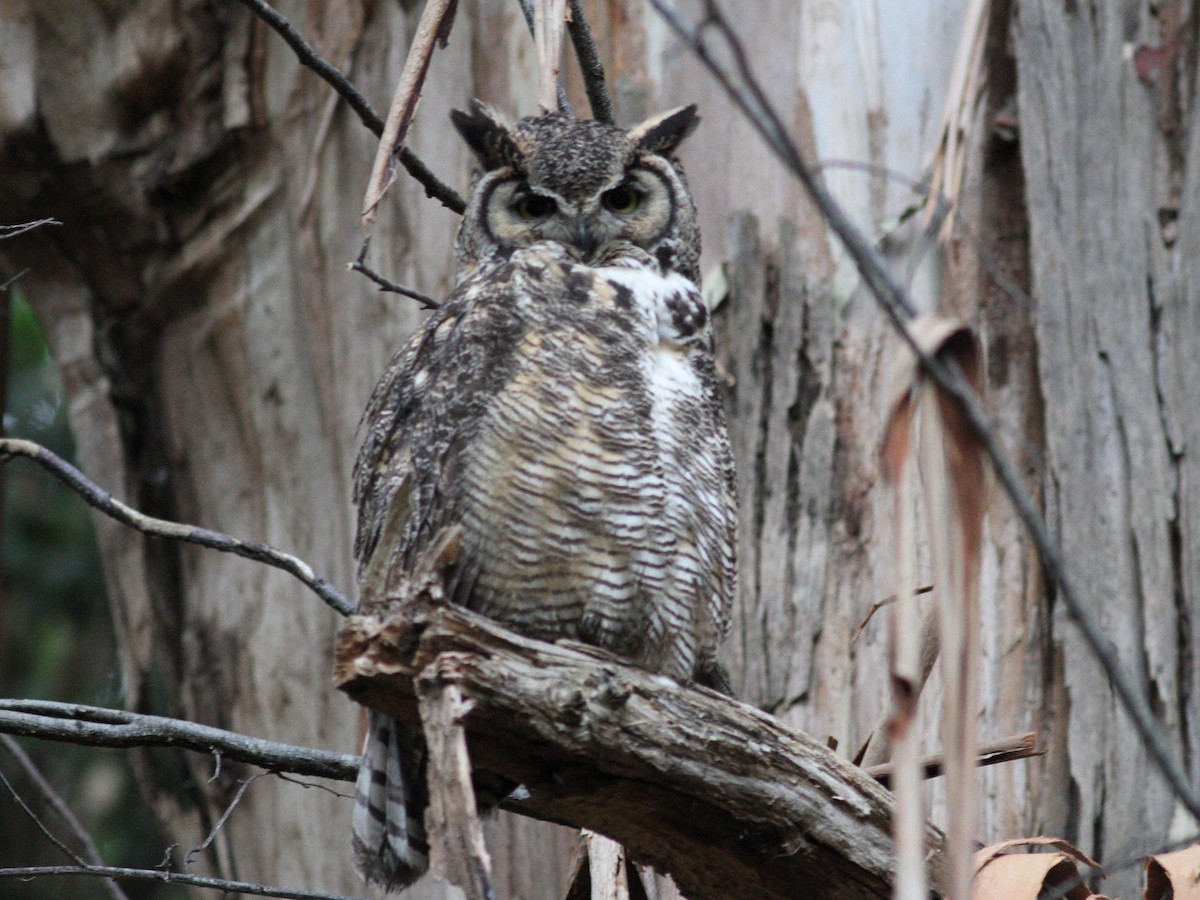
[348,237,440,309]
[0,701,358,783]
[864,731,1045,788]
[230,0,465,214]
[0,735,130,900]
[647,0,1200,831]
[334,598,949,900]
[0,768,91,872]
[0,865,365,900]
[0,218,61,240]
[566,0,614,124]
[0,438,354,616]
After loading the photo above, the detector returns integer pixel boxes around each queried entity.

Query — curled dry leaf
[1144,843,1200,900]
[971,836,1103,900]
[362,0,459,225]
[882,315,985,900]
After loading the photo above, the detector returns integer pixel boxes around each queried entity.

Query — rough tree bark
[1,0,1194,898]
[334,600,949,900]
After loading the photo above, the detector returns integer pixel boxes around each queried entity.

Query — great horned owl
[351,101,737,891]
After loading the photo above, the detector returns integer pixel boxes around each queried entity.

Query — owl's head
[450,102,701,283]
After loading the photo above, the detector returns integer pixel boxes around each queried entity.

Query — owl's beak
[570,218,597,258]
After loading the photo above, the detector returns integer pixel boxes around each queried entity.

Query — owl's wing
[352,273,514,596]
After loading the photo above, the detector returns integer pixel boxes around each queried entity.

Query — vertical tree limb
[417,680,495,900]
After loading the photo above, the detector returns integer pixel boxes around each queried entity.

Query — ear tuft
[628,105,700,156]
[450,100,524,171]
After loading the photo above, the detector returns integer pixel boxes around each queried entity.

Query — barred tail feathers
[352,712,430,891]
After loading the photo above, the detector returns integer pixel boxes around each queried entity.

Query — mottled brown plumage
[351,102,737,892]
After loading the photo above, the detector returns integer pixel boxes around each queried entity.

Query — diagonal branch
[230,0,465,214]
[0,438,353,616]
[349,237,441,309]
[0,219,61,240]
[0,701,358,782]
[0,768,91,871]
[0,735,130,900]
[647,0,1200,833]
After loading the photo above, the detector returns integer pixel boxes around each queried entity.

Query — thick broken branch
[335,601,949,900]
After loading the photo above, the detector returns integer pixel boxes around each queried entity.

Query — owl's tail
[352,711,430,892]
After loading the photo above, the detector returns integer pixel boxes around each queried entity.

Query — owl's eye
[513,194,557,221]
[602,185,642,214]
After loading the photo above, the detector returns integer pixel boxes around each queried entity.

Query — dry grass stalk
[881,378,925,900]
[925,0,991,238]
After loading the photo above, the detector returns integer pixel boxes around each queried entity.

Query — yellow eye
[513,194,556,220]
[602,185,641,214]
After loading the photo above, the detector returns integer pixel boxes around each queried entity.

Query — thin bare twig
[0,438,353,616]
[0,701,358,783]
[0,219,61,240]
[0,768,90,868]
[567,0,614,124]
[230,0,465,214]
[273,772,355,800]
[0,865,366,900]
[349,237,440,309]
[864,731,1045,787]
[852,583,935,646]
[185,773,265,870]
[0,268,30,293]
[649,0,1200,831]
[0,735,130,900]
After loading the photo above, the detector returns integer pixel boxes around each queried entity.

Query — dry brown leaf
[974,836,1103,873]
[923,321,984,900]
[1145,843,1200,900]
[883,315,985,900]
[971,836,1103,900]
[361,0,458,226]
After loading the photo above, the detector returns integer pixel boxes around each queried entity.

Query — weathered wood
[418,682,496,900]
[1013,2,1199,894]
[335,602,948,900]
